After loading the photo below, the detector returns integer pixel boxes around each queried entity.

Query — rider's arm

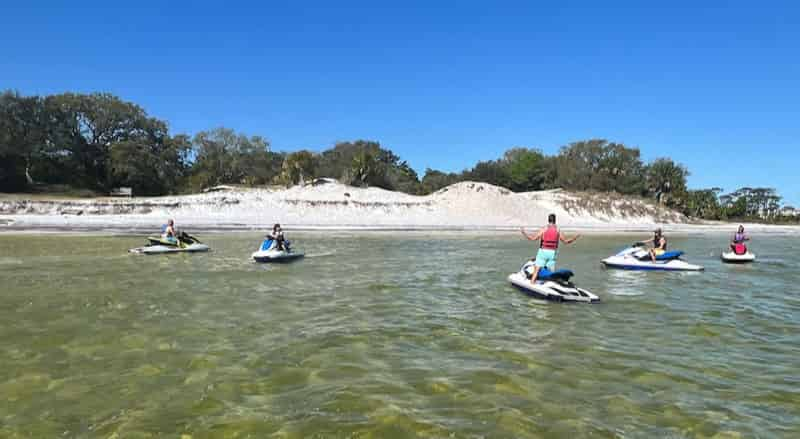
[559,232,580,244]
[520,228,543,241]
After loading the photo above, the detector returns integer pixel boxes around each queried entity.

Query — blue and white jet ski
[508,260,599,303]
[252,238,304,263]
[602,243,703,271]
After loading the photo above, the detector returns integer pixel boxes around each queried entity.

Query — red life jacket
[540,225,559,250]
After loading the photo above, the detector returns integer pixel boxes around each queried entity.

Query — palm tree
[646,158,689,206]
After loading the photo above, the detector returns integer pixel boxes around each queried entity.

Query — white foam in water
[605,271,648,296]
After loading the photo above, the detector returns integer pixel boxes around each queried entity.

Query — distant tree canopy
[317,140,420,192]
[0,90,794,223]
[552,140,646,195]
[684,186,788,222]
[0,91,190,195]
[279,150,317,186]
[189,127,281,190]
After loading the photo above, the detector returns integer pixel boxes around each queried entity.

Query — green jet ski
[130,232,210,254]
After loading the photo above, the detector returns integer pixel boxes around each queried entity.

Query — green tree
[596,143,645,194]
[464,159,511,188]
[0,92,45,190]
[110,134,191,195]
[279,150,317,185]
[503,147,547,192]
[386,160,421,194]
[1,91,187,195]
[645,158,689,207]
[315,140,419,191]
[189,128,272,190]
[551,140,645,194]
[49,92,158,189]
[552,140,605,191]
[345,150,384,187]
[317,140,381,180]
[684,188,722,219]
[420,168,460,194]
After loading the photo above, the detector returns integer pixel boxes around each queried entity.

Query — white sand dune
[1,180,797,234]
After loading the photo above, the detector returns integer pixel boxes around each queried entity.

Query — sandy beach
[1,181,797,234]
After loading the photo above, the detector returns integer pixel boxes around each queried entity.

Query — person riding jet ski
[162,219,178,244]
[132,220,209,254]
[641,228,667,263]
[520,213,581,284]
[252,223,303,262]
[266,223,290,251]
[730,225,749,254]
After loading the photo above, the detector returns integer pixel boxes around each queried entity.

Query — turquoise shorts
[534,248,557,270]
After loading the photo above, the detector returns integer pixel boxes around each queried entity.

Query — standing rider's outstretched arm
[520,227,543,242]
[559,232,580,244]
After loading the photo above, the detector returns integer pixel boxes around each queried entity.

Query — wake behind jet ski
[601,243,703,271]
[508,260,599,303]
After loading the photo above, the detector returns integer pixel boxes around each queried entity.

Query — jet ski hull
[721,251,755,263]
[601,256,704,271]
[602,246,704,271]
[130,243,210,254]
[252,250,305,263]
[508,272,599,303]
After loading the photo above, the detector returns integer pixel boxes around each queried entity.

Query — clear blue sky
[2,1,798,204]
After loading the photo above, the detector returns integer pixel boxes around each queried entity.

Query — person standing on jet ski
[520,213,581,284]
[267,223,288,251]
[731,225,749,253]
[642,228,667,263]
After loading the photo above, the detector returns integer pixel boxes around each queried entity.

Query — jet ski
[508,260,599,303]
[129,232,210,254]
[721,243,755,263]
[252,238,304,263]
[601,243,703,271]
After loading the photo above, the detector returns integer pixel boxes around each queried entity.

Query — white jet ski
[252,238,304,263]
[601,244,703,271]
[721,244,756,263]
[129,233,210,255]
[508,261,599,303]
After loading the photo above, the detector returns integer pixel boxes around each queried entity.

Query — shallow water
[0,232,798,438]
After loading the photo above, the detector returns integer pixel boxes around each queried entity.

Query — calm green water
[0,232,798,438]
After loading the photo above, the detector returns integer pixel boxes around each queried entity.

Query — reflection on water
[604,269,648,296]
[0,232,798,437]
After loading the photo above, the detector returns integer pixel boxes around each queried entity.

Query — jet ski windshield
[259,238,292,252]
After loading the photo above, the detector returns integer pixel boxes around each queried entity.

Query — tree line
[1,91,794,223]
